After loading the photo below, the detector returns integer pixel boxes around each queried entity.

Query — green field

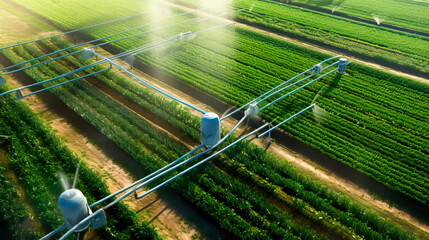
[0,89,160,239]
[0,0,428,239]
[13,0,428,205]
[276,0,429,33]
[172,0,429,74]
[12,0,429,73]
[1,33,419,238]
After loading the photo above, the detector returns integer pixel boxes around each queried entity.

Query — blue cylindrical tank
[338,58,347,74]
[312,64,322,75]
[81,48,95,60]
[201,112,221,148]
[58,189,92,232]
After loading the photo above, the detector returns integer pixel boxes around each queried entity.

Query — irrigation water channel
[2,0,429,228]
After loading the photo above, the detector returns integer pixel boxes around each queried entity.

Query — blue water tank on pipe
[58,189,92,232]
[338,58,347,74]
[312,64,322,75]
[201,112,220,148]
[81,48,95,60]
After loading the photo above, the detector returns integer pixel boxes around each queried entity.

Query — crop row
[4,42,323,239]
[170,0,429,73]
[42,37,417,239]
[120,28,429,204]
[0,163,39,239]
[272,0,429,33]
[0,86,160,239]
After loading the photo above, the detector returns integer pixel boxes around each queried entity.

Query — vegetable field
[0,89,160,239]
[274,0,429,33]
[14,0,428,206]
[174,0,429,74]
[2,34,419,239]
[0,0,428,239]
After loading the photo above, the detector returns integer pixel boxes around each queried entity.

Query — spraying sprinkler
[371,14,387,25]
[332,5,341,13]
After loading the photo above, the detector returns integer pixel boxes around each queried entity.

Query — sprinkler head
[58,189,92,232]
[338,58,347,74]
[312,64,322,75]
[245,102,259,117]
[81,48,95,60]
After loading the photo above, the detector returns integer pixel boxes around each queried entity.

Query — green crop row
[122,27,428,204]
[272,0,429,33]
[171,0,429,73]
[39,37,419,239]
[0,86,160,239]
[4,42,324,239]
[0,164,40,239]
[220,140,416,240]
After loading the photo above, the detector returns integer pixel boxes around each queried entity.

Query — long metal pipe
[258,104,315,138]
[90,144,205,208]
[0,10,159,51]
[2,8,242,75]
[0,9,192,71]
[256,60,340,105]
[17,67,112,99]
[0,37,179,98]
[2,15,200,75]
[106,114,248,205]
[94,52,206,114]
[220,55,341,121]
[260,68,338,111]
